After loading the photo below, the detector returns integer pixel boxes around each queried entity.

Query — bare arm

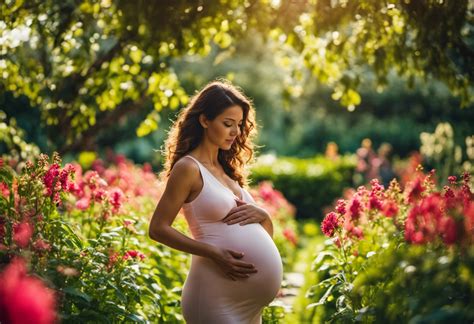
[148,159,217,259]
[260,212,274,238]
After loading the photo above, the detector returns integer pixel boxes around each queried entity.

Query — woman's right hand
[209,247,258,281]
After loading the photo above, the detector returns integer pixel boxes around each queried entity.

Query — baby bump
[196,222,283,304]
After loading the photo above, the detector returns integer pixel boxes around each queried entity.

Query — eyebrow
[224,118,243,122]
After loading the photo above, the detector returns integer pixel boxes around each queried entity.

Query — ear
[199,114,209,129]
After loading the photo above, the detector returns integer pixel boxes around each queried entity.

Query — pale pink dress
[180,155,283,324]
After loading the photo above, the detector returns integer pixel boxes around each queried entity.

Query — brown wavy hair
[160,79,258,187]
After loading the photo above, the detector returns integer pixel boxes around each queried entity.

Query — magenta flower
[109,188,124,213]
[13,222,33,248]
[123,250,145,261]
[335,199,346,215]
[75,197,91,211]
[321,212,339,237]
[349,197,362,220]
[0,257,57,324]
[448,176,457,184]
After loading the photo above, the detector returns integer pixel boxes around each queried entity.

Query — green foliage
[0,111,40,161]
[250,154,356,219]
[300,170,474,323]
[420,122,474,184]
[1,0,472,155]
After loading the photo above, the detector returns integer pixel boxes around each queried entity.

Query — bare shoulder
[167,156,201,187]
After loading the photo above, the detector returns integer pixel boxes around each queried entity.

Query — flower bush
[0,153,189,322]
[0,152,300,323]
[303,167,473,323]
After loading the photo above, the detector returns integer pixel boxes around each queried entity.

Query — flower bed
[303,168,473,322]
[0,152,299,322]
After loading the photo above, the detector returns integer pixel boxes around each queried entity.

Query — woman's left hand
[222,199,269,225]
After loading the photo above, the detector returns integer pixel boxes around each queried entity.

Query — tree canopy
[1,0,472,154]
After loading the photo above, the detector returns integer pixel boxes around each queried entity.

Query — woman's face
[201,105,244,150]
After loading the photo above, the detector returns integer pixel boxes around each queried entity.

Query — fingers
[223,211,245,223]
[223,205,246,220]
[228,250,244,258]
[226,215,249,225]
[233,260,255,268]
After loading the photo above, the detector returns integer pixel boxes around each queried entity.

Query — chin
[221,143,233,150]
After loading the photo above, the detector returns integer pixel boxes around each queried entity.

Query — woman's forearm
[149,226,216,259]
[260,216,273,238]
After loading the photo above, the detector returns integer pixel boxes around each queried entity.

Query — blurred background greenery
[1,0,473,217]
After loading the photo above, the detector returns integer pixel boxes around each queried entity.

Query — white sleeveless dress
[180,155,283,324]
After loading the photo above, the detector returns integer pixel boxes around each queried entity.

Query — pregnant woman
[148,79,283,323]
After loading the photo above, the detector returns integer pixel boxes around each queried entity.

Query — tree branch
[59,93,147,154]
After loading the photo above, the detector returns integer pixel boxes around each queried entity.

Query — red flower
[448,176,457,184]
[439,217,457,245]
[13,222,33,248]
[0,182,9,198]
[33,239,51,252]
[0,257,57,324]
[75,197,90,210]
[123,250,145,261]
[348,197,362,220]
[368,195,383,211]
[335,199,346,215]
[59,163,75,192]
[109,188,124,213]
[107,250,121,271]
[321,212,339,237]
[444,186,455,199]
[406,177,425,203]
[93,188,107,202]
[382,200,399,218]
[282,227,298,246]
[43,163,60,197]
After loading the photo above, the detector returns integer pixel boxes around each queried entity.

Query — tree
[1,0,472,154]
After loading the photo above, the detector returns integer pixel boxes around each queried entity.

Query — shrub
[304,168,474,323]
[250,154,356,220]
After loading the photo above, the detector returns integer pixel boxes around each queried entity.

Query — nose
[231,125,241,136]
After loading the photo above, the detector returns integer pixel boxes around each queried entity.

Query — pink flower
[335,199,346,215]
[382,200,399,218]
[59,163,75,191]
[109,188,124,213]
[283,227,298,246]
[348,197,362,220]
[0,257,57,324]
[75,197,91,210]
[0,182,9,198]
[143,162,153,173]
[321,212,339,237]
[448,176,457,184]
[43,163,60,197]
[350,226,364,239]
[406,177,425,203]
[444,186,455,199]
[123,250,145,261]
[93,188,107,202]
[439,217,457,245]
[33,239,51,251]
[13,222,33,248]
[107,250,121,271]
[368,194,383,211]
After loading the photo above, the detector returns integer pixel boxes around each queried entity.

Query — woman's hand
[222,199,270,226]
[209,246,258,281]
